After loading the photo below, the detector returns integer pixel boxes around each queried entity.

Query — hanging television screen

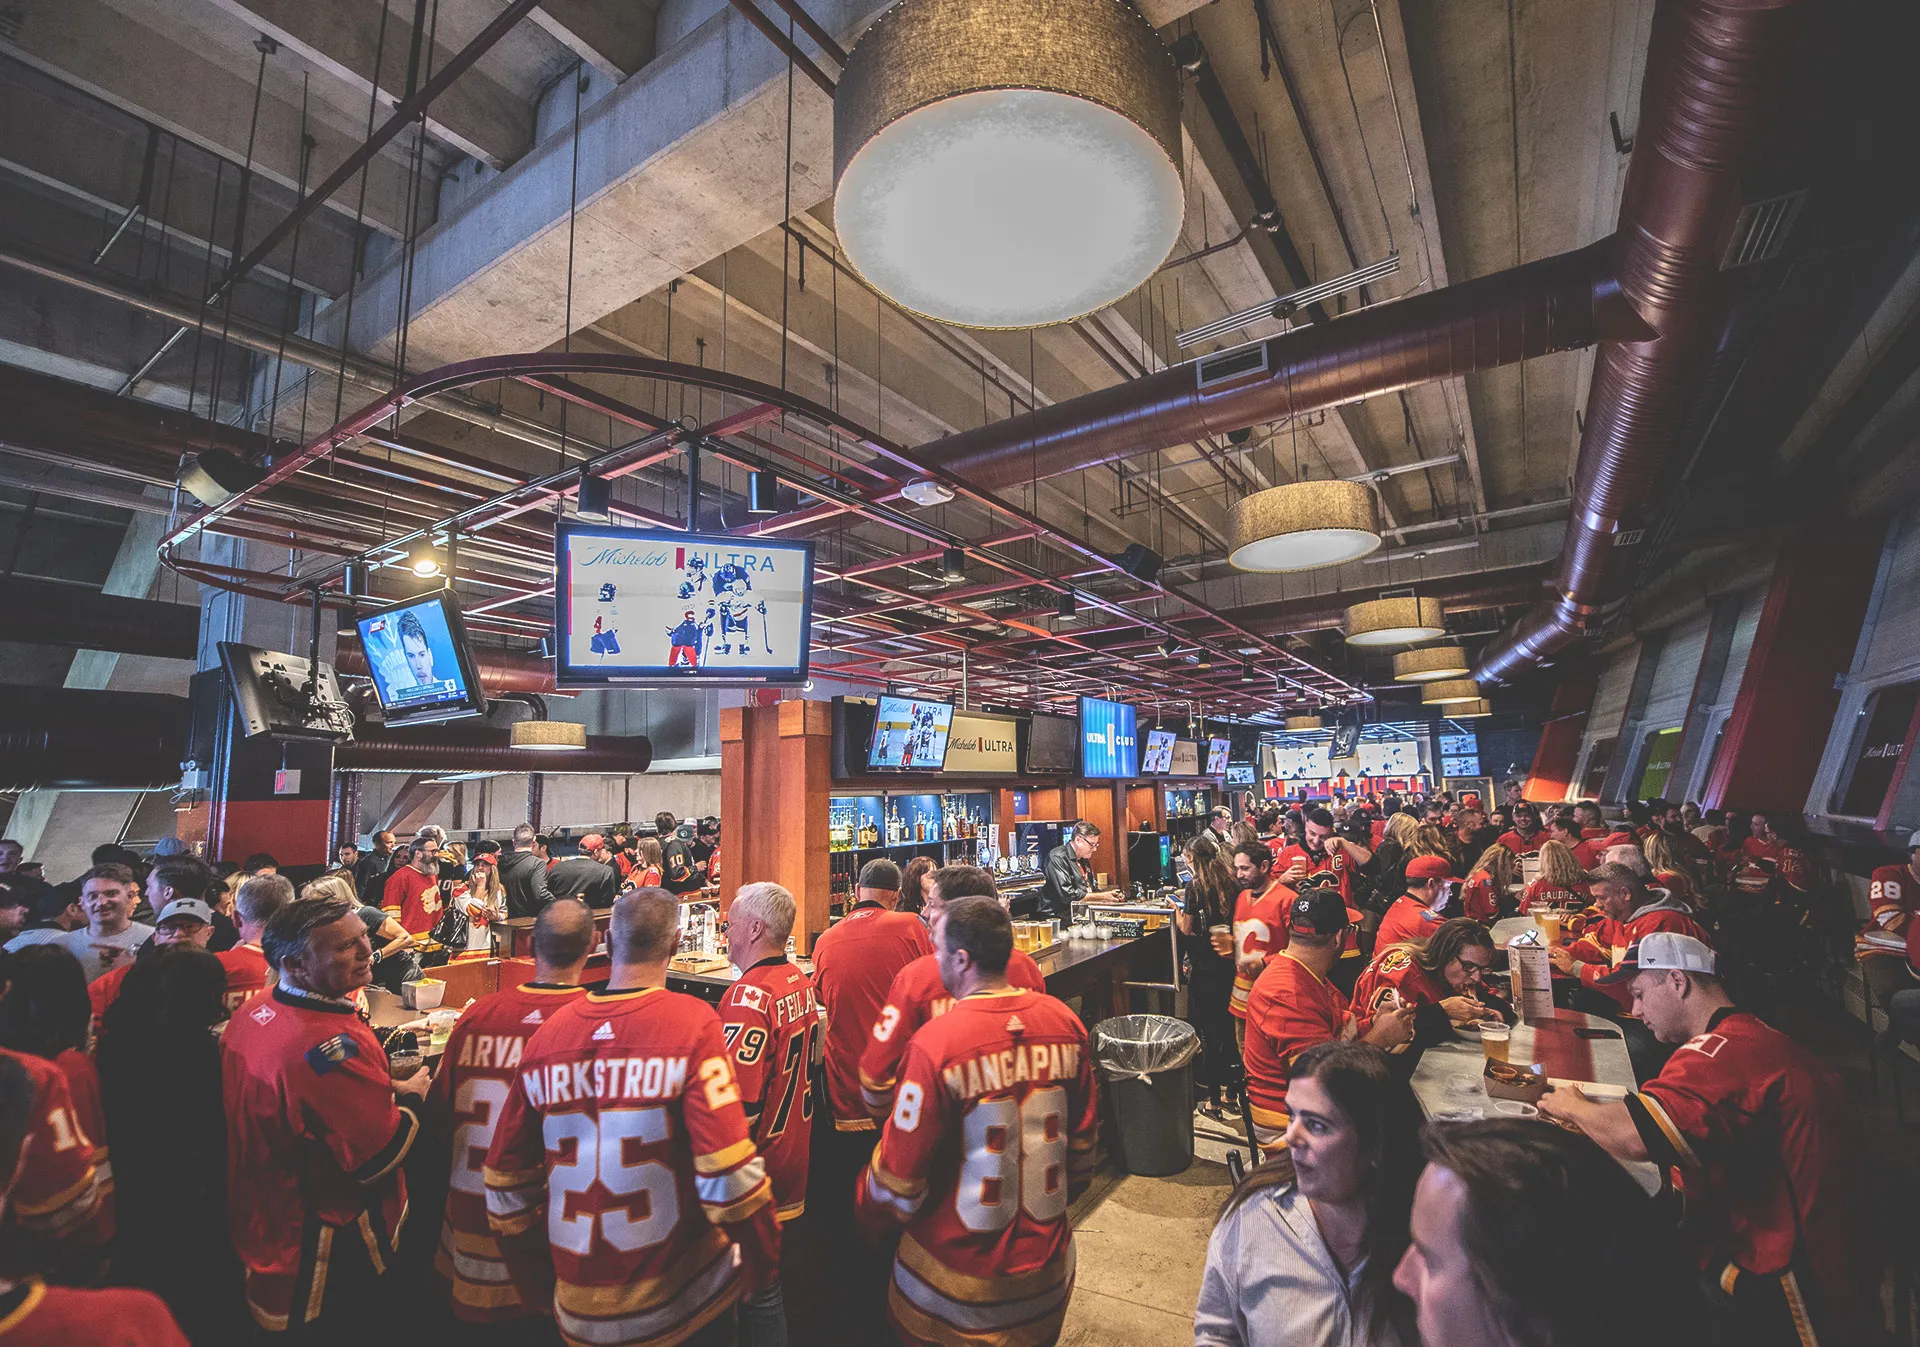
[353,590,487,727]
[1358,740,1421,776]
[1079,696,1139,779]
[867,696,956,771]
[554,523,814,687]
[1206,738,1231,776]
[1141,728,1177,774]
[1226,762,1257,787]
[1024,713,1077,773]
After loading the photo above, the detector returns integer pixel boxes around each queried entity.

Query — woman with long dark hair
[97,945,245,1344]
[1179,832,1242,1120]
[899,854,936,916]
[1196,1041,1423,1345]
[1352,919,1505,1052]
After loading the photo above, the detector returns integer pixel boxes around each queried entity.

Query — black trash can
[1093,1015,1199,1177]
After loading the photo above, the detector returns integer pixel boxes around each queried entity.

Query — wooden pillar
[721,699,832,952]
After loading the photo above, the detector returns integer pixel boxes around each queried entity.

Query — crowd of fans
[0,782,1900,1346]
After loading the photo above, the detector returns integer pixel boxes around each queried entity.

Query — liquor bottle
[914,813,925,843]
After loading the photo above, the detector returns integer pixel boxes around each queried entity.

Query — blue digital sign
[1078,696,1139,779]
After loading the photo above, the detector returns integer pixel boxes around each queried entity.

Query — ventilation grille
[0,9,22,40]
[1612,529,1646,547]
[1195,342,1269,391]
[1722,190,1807,269]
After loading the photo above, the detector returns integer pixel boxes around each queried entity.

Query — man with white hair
[1541,934,1872,1346]
[719,882,819,1345]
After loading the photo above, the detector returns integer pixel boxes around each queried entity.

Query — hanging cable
[265,74,315,445]
[328,0,395,428]
[558,59,585,478]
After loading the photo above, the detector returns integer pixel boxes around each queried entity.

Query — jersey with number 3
[429,982,588,1322]
[718,959,819,1223]
[858,988,1096,1346]
[483,987,780,1347]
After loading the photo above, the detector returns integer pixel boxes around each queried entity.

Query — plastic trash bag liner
[1093,1014,1199,1083]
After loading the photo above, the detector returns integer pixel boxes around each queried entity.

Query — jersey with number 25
[859,988,1096,1347]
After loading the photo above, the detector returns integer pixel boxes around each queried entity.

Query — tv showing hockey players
[1206,738,1231,776]
[554,524,815,687]
[1141,729,1176,774]
[353,590,487,727]
[867,696,955,771]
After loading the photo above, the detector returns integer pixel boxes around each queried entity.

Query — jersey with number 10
[429,981,588,1322]
[717,959,819,1223]
[483,987,779,1347]
[858,988,1096,1347]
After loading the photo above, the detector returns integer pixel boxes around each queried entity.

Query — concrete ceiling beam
[199,0,535,170]
[532,0,659,80]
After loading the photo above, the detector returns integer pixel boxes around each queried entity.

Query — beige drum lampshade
[1228,480,1382,573]
[1449,698,1493,718]
[1345,595,1446,647]
[1392,645,1469,682]
[1284,715,1323,731]
[510,720,587,751]
[1421,679,1483,706]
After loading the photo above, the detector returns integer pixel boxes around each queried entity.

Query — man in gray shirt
[50,863,153,981]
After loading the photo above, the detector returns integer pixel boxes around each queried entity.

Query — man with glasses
[1352,918,1502,1053]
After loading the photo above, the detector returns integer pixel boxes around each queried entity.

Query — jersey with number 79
[483,986,780,1347]
[857,988,1097,1346]
[717,958,820,1223]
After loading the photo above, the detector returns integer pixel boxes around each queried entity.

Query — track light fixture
[943,546,966,582]
[576,471,612,521]
[1056,589,1077,618]
[406,543,443,578]
[748,470,781,515]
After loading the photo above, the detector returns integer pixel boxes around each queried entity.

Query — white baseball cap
[1907,829,1920,852]
[1598,931,1715,983]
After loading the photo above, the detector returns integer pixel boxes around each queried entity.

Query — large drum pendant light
[511,721,587,752]
[1345,595,1446,647]
[1285,715,1322,731]
[1229,480,1383,573]
[1392,645,1470,682]
[833,0,1185,329]
[1450,699,1493,718]
[1421,679,1483,706]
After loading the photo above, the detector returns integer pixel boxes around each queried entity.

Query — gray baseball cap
[157,897,214,926]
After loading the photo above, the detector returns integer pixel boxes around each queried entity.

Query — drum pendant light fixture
[511,721,587,752]
[1345,595,1446,647]
[1450,699,1493,718]
[1229,480,1383,573]
[1284,714,1323,732]
[1392,645,1470,682]
[833,0,1185,329]
[1421,679,1483,706]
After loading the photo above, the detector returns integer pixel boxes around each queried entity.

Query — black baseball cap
[1290,887,1350,937]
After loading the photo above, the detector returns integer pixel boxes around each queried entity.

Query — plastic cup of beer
[1537,911,1562,946]
[1480,1022,1511,1063]
[1209,924,1233,957]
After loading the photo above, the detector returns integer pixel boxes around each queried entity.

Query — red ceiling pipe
[334,641,560,696]
[1476,0,1809,683]
[337,727,651,774]
[919,241,1639,489]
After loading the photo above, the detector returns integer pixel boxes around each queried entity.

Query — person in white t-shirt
[54,863,154,981]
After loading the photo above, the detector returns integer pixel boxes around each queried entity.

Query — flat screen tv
[867,696,956,771]
[353,590,487,727]
[1226,762,1256,787]
[1079,696,1139,779]
[1025,713,1077,773]
[554,523,815,687]
[1205,738,1231,776]
[1141,728,1176,774]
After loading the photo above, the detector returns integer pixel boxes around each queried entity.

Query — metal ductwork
[0,577,200,660]
[0,686,188,790]
[1475,0,1808,683]
[334,641,561,696]
[923,239,1642,489]
[337,727,651,774]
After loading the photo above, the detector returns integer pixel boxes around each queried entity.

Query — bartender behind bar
[1040,820,1121,922]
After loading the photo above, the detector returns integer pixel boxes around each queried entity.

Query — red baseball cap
[579,833,606,852]
[1406,854,1453,880]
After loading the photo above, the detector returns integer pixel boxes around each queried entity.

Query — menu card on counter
[1506,930,1555,1023]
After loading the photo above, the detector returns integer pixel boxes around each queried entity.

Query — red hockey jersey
[1229,879,1295,1020]
[0,1047,105,1271]
[858,950,1045,1117]
[1521,877,1585,914]
[718,959,820,1223]
[1632,1009,1874,1345]
[1868,863,1916,937]
[428,981,589,1323]
[383,865,441,937]
[1242,953,1356,1154]
[1495,829,1545,857]
[1566,900,1709,1012]
[1351,947,1448,1021]
[1460,868,1501,923]
[810,901,933,1130]
[483,985,779,1347]
[216,943,271,1013]
[856,988,1096,1347]
[1375,895,1446,950]
[220,988,419,1332]
[0,1281,188,1346]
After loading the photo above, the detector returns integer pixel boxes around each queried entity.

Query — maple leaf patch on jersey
[731,984,768,1013]
[1682,1033,1728,1058]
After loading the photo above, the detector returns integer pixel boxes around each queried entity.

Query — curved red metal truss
[156,352,1367,710]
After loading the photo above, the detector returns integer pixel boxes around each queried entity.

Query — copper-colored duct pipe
[922,241,1641,489]
[1476,0,1809,682]
[337,728,651,775]
[334,641,561,696]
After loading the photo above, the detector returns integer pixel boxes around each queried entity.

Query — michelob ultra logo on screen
[556,524,814,684]
[1079,696,1139,779]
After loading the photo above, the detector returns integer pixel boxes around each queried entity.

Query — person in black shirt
[657,812,703,895]
[1178,832,1240,1120]
[1039,820,1117,922]
[354,830,397,908]
[497,823,554,918]
[546,833,620,907]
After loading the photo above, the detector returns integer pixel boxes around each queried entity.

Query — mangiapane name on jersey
[519,1053,693,1109]
[938,1041,1083,1103]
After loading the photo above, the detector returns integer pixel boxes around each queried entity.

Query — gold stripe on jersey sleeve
[896,1232,1073,1304]
[888,1285,1070,1347]
[833,1115,878,1132]
[776,1199,806,1224]
[693,1138,756,1174]
[11,1169,96,1218]
[305,1225,334,1326]
[704,1178,773,1225]
[1633,1092,1701,1170]
[483,1163,544,1190]
[868,1156,927,1199]
[553,1228,732,1317]
[446,1227,506,1257]
[453,1280,524,1312]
